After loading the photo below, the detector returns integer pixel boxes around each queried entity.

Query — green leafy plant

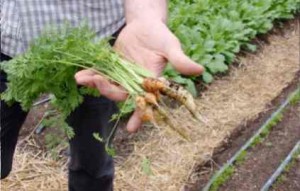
[167,0,300,85]
[210,165,235,191]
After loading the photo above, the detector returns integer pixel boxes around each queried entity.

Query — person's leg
[67,26,124,191]
[0,53,29,179]
[67,96,118,191]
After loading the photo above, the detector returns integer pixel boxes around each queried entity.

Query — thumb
[167,48,204,76]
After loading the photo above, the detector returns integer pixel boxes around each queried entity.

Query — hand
[75,20,204,132]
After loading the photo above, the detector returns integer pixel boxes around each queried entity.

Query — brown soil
[219,102,300,191]
[19,103,48,140]
[16,99,68,159]
[190,73,300,191]
[272,156,300,191]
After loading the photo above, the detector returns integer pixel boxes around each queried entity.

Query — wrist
[124,0,167,24]
[126,16,166,25]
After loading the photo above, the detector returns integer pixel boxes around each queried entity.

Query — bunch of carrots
[0,25,201,147]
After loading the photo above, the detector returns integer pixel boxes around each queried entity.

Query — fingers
[76,69,142,132]
[167,48,204,76]
[92,75,128,101]
[75,69,128,101]
[126,110,143,133]
[163,34,204,76]
[75,69,97,88]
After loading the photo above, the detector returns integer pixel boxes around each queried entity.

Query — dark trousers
[0,27,123,190]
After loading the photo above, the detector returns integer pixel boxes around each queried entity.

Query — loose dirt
[219,102,300,191]
[272,155,300,191]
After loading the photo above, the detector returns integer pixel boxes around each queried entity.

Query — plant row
[164,0,300,94]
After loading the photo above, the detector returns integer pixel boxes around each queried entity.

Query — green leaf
[105,146,116,157]
[171,76,197,97]
[245,44,257,52]
[172,75,188,84]
[202,71,214,83]
[185,79,197,97]
[200,54,213,66]
[163,64,179,77]
[206,55,228,74]
[119,98,135,115]
[204,40,215,52]
[223,51,236,63]
[141,157,153,176]
[79,87,101,97]
[93,132,104,142]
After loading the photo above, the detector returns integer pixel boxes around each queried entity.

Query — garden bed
[1,15,299,191]
[271,150,300,191]
[202,91,300,191]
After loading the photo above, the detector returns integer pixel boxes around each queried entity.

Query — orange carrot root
[136,96,146,110]
[142,78,201,121]
[141,105,154,122]
[136,95,155,122]
[142,78,165,93]
[144,92,158,106]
